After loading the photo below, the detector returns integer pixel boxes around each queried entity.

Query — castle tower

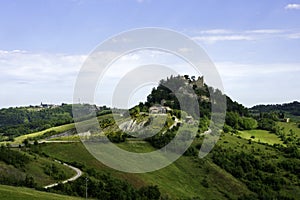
[195,76,204,88]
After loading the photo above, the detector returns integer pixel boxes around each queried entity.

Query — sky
[0,0,300,108]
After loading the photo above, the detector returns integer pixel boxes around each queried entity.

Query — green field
[39,141,252,199]
[3,123,75,145]
[236,122,300,146]
[237,129,283,145]
[116,140,156,153]
[0,184,84,200]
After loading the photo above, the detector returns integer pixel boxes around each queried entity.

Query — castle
[180,75,204,88]
[194,76,204,88]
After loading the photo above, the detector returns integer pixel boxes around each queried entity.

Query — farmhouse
[149,105,167,114]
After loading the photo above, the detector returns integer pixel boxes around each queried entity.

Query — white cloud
[190,28,300,44]
[287,33,300,39]
[0,50,85,84]
[245,29,285,34]
[1,48,299,108]
[0,50,87,107]
[198,29,233,34]
[285,4,300,10]
[192,35,253,43]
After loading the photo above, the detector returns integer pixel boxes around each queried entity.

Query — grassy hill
[0,107,299,199]
[37,123,300,199]
[0,148,76,188]
[0,184,84,200]
[10,123,75,145]
[39,140,252,199]
[278,121,300,137]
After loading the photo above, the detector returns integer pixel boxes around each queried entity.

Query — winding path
[44,161,83,189]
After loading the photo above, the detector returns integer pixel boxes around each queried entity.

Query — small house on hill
[149,105,167,114]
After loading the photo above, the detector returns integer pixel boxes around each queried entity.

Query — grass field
[0,184,84,200]
[237,129,283,145]
[40,141,252,199]
[3,113,129,145]
[5,123,76,145]
[116,140,156,153]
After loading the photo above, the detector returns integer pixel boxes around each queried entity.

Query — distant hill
[251,101,300,118]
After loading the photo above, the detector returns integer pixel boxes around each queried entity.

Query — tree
[258,118,275,131]
[239,117,258,130]
[24,174,36,188]
[23,139,29,147]
[34,140,38,146]
[225,112,240,129]
[139,185,161,200]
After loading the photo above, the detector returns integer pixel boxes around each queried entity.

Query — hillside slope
[0,184,84,200]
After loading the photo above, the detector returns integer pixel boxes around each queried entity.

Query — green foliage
[24,174,36,188]
[211,144,299,200]
[225,112,240,129]
[43,163,67,180]
[201,177,209,188]
[226,96,249,116]
[239,117,258,130]
[138,185,161,200]
[37,141,255,199]
[198,116,209,133]
[107,130,126,143]
[129,106,140,118]
[0,146,31,168]
[251,101,300,117]
[225,112,257,131]
[48,173,161,200]
[0,104,74,141]
[258,117,276,131]
[223,124,232,133]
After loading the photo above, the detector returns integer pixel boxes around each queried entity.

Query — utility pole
[85,177,88,199]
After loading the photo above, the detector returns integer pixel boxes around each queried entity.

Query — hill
[37,128,300,199]
[39,141,253,199]
[0,75,299,199]
[0,184,84,200]
[0,145,76,188]
[251,101,300,121]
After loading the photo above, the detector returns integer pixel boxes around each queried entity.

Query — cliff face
[119,119,148,133]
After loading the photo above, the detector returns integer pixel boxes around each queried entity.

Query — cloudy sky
[0,0,300,108]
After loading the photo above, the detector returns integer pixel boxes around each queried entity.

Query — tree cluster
[212,146,299,200]
[0,104,73,141]
[48,171,161,200]
[0,145,31,168]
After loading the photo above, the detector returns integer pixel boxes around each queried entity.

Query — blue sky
[0,0,300,108]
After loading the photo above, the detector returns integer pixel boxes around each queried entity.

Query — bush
[223,124,232,133]
[0,146,31,168]
[201,178,209,188]
[139,185,161,200]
